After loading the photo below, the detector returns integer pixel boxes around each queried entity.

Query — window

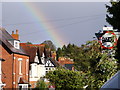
[14,40,20,49]
[26,59,29,75]
[19,86,22,90]
[29,70,32,77]
[18,58,22,75]
[19,84,28,90]
[19,61,22,75]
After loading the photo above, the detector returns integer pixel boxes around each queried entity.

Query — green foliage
[56,40,101,72]
[56,43,80,60]
[56,47,63,60]
[42,40,56,51]
[36,79,47,90]
[56,40,118,88]
[75,41,118,88]
[106,0,120,70]
[115,37,120,69]
[106,1,120,30]
[44,44,50,49]
[45,68,85,89]
[74,40,102,72]
[26,42,32,44]
[88,53,118,88]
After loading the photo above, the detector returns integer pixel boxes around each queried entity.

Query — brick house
[20,43,60,88]
[58,57,74,70]
[0,28,29,89]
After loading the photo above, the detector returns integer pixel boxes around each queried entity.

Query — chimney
[16,29,18,34]
[12,31,14,34]
[11,30,19,40]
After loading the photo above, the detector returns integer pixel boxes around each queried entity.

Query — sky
[1,1,111,48]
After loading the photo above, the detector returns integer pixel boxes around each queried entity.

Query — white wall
[30,63,45,82]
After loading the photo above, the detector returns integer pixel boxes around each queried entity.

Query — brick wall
[0,45,13,88]
[0,45,29,89]
[13,54,29,88]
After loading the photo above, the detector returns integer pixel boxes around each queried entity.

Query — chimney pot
[16,30,18,34]
[12,31,14,34]
[11,30,19,40]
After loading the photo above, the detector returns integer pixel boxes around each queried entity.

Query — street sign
[99,31,117,49]
[95,27,120,49]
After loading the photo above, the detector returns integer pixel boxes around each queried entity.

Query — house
[58,57,74,70]
[20,43,60,88]
[0,58,5,89]
[0,28,29,89]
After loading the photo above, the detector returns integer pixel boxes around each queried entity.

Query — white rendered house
[20,44,60,88]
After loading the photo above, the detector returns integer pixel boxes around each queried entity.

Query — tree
[85,52,118,88]
[26,42,32,44]
[106,1,120,30]
[74,40,102,72]
[55,40,118,88]
[56,47,63,60]
[45,68,85,89]
[73,40,118,88]
[106,1,120,70]
[35,79,48,90]
[115,37,120,69]
[42,40,56,51]
[56,43,80,60]
[61,45,67,57]
[57,40,118,88]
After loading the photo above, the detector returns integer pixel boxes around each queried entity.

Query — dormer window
[8,39,20,49]
[10,30,20,49]
[14,40,20,49]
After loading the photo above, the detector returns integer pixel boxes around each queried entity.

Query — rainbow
[22,2,66,48]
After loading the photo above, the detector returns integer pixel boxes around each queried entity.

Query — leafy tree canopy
[106,1,120,30]
[45,68,86,89]
[26,41,32,44]
[42,40,56,51]
[35,79,48,89]
[106,1,120,69]
[56,40,118,88]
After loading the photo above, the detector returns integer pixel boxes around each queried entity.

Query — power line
[21,15,103,37]
[54,15,103,29]
[2,13,105,26]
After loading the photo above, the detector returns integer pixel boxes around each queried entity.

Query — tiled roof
[58,57,74,65]
[18,77,29,84]
[21,43,46,63]
[0,28,28,55]
[49,58,60,67]
[20,43,45,47]
[21,43,60,67]
[21,45,37,63]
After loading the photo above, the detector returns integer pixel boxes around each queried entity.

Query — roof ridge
[0,27,6,31]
